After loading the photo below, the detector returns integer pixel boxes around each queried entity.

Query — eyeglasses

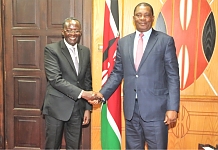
[64,29,81,34]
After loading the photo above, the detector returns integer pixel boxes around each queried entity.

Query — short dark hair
[62,17,81,29]
[133,2,154,16]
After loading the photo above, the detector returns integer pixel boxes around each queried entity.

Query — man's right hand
[82,91,104,104]
[81,91,97,101]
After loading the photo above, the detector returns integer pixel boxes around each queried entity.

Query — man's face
[62,20,82,46]
[133,5,154,32]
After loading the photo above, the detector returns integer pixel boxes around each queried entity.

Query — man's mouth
[69,37,76,40]
[140,23,146,26]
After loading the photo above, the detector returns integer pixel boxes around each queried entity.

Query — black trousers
[45,109,82,150]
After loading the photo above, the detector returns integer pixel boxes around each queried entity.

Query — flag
[101,0,121,149]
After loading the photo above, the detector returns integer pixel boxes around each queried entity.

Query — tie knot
[70,47,76,54]
[71,47,75,51]
[139,33,144,38]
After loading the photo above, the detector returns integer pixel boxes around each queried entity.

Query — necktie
[71,47,79,75]
[135,33,144,70]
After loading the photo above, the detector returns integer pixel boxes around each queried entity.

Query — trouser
[45,110,82,149]
[125,100,168,149]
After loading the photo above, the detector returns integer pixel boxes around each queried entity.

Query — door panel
[4,0,92,149]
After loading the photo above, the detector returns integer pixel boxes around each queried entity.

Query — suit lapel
[128,33,136,69]
[61,40,78,74]
[77,45,83,75]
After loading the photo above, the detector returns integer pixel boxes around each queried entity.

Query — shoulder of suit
[153,29,173,38]
[77,44,90,51]
[44,40,63,53]
[46,40,62,47]
[119,32,135,41]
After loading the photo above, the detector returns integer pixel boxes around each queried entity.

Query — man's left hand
[82,110,91,125]
[164,110,178,125]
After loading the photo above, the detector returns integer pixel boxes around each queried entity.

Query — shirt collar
[136,28,152,39]
[64,39,77,50]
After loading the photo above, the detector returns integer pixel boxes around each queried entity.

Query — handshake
[81,91,105,105]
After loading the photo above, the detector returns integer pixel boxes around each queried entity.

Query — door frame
[0,0,5,148]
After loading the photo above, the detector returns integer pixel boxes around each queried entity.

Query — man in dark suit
[94,2,180,149]
[42,17,95,149]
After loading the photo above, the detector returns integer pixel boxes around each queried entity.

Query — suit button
[136,75,138,78]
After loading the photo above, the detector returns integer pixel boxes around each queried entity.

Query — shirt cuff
[78,90,83,99]
[101,97,106,103]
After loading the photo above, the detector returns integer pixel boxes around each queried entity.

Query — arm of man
[99,40,123,100]
[164,37,180,124]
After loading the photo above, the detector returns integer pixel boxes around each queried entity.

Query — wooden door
[3,0,92,149]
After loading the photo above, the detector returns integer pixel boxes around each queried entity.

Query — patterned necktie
[71,47,79,75]
[135,33,144,70]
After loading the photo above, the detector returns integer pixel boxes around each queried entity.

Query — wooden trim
[0,0,5,148]
[80,0,92,149]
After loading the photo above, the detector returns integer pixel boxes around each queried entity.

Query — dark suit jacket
[100,29,180,121]
[42,40,92,121]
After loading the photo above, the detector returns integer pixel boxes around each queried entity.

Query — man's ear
[61,31,65,38]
